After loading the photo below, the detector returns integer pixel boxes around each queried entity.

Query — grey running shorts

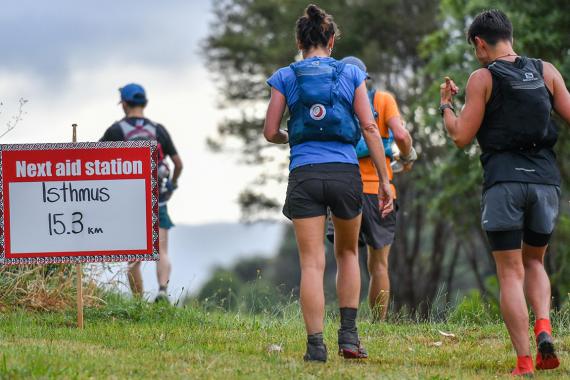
[481,182,560,250]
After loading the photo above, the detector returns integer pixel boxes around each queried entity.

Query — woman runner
[263,4,393,362]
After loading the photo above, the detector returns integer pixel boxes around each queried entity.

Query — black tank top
[477,57,560,189]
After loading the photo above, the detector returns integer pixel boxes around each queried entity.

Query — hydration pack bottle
[478,57,558,152]
[287,59,361,147]
[355,133,394,159]
[354,89,395,159]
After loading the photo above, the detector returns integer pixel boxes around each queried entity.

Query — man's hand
[440,76,459,104]
[440,70,490,148]
[399,146,418,173]
[162,180,177,202]
[378,181,394,218]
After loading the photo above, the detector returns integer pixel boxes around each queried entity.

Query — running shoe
[303,342,327,363]
[511,355,534,377]
[154,289,169,304]
[535,331,560,370]
[338,328,368,359]
[511,368,534,377]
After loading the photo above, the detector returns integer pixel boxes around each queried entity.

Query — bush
[448,290,500,325]
[197,269,242,311]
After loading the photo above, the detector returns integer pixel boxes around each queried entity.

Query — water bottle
[391,160,404,174]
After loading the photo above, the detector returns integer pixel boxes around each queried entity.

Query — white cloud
[0,0,285,224]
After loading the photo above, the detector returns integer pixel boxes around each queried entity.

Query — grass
[0,296,568,379]
[0,265,106,311]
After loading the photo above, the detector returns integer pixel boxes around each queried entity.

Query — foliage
[0,97,28,138]
[205,0,570,311]
[204,0,440,214]
[448,290,500,325]
[197,268,243,310]
[196,256,292,313]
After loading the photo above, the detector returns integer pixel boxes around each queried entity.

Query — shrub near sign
[0,141,159,265]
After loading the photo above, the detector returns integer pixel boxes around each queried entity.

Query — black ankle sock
[159,285,167,292]
[307,332,324,346]
[340,307,358,331]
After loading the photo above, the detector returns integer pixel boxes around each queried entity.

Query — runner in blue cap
[101,83,184,303]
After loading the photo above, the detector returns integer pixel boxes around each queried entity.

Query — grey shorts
[327,193,397,249]
[481,182,560,234]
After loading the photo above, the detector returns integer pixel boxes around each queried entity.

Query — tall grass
[191,274,570,333]
[0,264,105,311]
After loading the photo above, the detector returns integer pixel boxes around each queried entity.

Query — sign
[0,141,159,265]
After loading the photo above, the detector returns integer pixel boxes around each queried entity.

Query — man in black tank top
[438,9,570,376]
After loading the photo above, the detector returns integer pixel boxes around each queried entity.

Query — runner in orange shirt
[328,56,416,321]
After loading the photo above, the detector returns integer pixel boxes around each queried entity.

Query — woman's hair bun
[306,4,325,23]
[296,4,339,51]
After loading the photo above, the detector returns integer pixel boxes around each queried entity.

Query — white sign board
[0,142,159,265]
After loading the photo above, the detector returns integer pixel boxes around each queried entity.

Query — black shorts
[283,163,363,220]
[326,194,397,249]
[481,182,560,250]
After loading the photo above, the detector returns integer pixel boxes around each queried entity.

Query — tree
[204,0,570,313]
[204,0,439,215]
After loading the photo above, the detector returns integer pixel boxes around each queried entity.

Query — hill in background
[98,222,285,300]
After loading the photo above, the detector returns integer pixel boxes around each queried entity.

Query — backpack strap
[332,61,346,81]
[120,119,157,141]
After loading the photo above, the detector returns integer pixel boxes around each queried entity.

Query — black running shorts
[283,163,363,220]
[326,194,397,249]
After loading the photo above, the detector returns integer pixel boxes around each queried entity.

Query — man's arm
[544,62,570,125]
[157,125,183,186]
[441,69,491,148]
[387,116,412,156]
[382,93,412,155]
[388,116,415,171]
[354,82,394,217]
[170,154,183,186]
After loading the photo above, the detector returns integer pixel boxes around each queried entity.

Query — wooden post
[72,123,84,329]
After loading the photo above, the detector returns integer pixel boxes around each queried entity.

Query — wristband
[439,103,455,117]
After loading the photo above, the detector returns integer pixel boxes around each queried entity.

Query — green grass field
[0,296,568,379]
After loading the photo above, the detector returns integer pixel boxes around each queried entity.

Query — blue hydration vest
[287,59,361,147]
[354,89,395,159]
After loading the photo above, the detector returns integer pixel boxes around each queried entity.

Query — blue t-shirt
[267,57,367,171]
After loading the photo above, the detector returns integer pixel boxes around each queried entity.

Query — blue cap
[341,56,370,79]
[119,83,147,105]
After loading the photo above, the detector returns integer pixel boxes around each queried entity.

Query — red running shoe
[511,368,534,377]
[535,331,560,370]
[511,355,534,377]
[337,328,368,359]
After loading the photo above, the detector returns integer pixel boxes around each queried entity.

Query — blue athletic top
[267,57,367,171]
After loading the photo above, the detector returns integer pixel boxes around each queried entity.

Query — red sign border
[0,141,159,265]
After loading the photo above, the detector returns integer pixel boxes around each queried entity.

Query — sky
[0,0,275,224]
